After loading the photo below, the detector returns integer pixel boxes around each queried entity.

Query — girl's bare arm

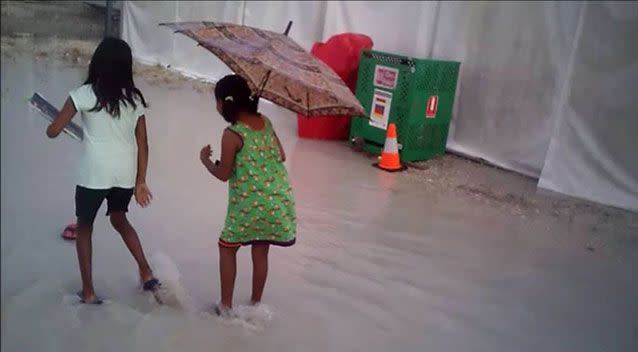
[46,97,77,138]
[200,128,242,182]
[135,116,150,184]
[273,129,286,162]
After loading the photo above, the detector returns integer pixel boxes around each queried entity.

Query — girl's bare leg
[109,211,153,282]
[219,245,239,308]
[250,244,269,304]
[76,222,96,301]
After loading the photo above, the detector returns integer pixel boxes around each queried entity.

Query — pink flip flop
[61,223,77,240]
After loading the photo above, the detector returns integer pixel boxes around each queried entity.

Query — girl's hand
[135,183,153,208]
[200,144,212,164]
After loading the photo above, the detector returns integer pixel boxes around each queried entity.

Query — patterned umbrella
[160,21,365,117]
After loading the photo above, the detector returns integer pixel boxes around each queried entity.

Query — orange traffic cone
[374,123,407,172]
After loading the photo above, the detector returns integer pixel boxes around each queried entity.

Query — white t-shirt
[69,84,145,189]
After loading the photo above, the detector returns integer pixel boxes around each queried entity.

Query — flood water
[2,43,637,352]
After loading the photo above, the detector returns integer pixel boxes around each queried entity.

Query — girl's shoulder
[224,125,244,140]
[256,114,274,132]
[70,84,94,97]
[261,115,278,135]
[259,114,272,125]
[227,121,246,134]
[229,114,272,133]
[69,84,96,112]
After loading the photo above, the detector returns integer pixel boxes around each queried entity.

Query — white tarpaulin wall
[122,1,638,212]
[538,2,638,212]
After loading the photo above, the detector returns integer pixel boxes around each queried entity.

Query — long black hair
[85,37,147,117]
[214,74,259,124]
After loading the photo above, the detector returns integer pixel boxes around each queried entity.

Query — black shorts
[75,186,134,225]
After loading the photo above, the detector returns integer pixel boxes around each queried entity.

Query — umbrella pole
[256,20,293,98]
[284,20,293,36]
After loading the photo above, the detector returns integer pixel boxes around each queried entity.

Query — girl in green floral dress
[199,75,296,315]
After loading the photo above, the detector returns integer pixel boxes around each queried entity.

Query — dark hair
[214,74,258,124]
[85,37,147,118]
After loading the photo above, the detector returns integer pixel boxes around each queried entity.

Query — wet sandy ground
[2,36,638,352]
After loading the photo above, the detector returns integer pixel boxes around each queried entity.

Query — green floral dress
[219,117,297,247]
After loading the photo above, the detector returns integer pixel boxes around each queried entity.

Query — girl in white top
[47,38,160,304]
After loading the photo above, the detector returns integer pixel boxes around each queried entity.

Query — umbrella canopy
[160,21,365,117]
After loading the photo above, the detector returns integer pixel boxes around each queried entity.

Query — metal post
[240,0,247,25]
[105,0,113,38]
[427,0,441,58]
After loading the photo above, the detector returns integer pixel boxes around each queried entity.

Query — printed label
[374,65,399,90]
[369,89,393,130]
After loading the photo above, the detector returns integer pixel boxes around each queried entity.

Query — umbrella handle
[255,71,271,101]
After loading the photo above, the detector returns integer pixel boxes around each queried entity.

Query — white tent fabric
[122,1,241,80]
[538,2,638,212]
[121,1,638,212]
[432,1,585,178]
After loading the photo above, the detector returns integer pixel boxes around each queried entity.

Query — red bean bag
[298,33,373,140]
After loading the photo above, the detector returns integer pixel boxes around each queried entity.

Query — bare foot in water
[213,303,234,318]
[77,290,103,305]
